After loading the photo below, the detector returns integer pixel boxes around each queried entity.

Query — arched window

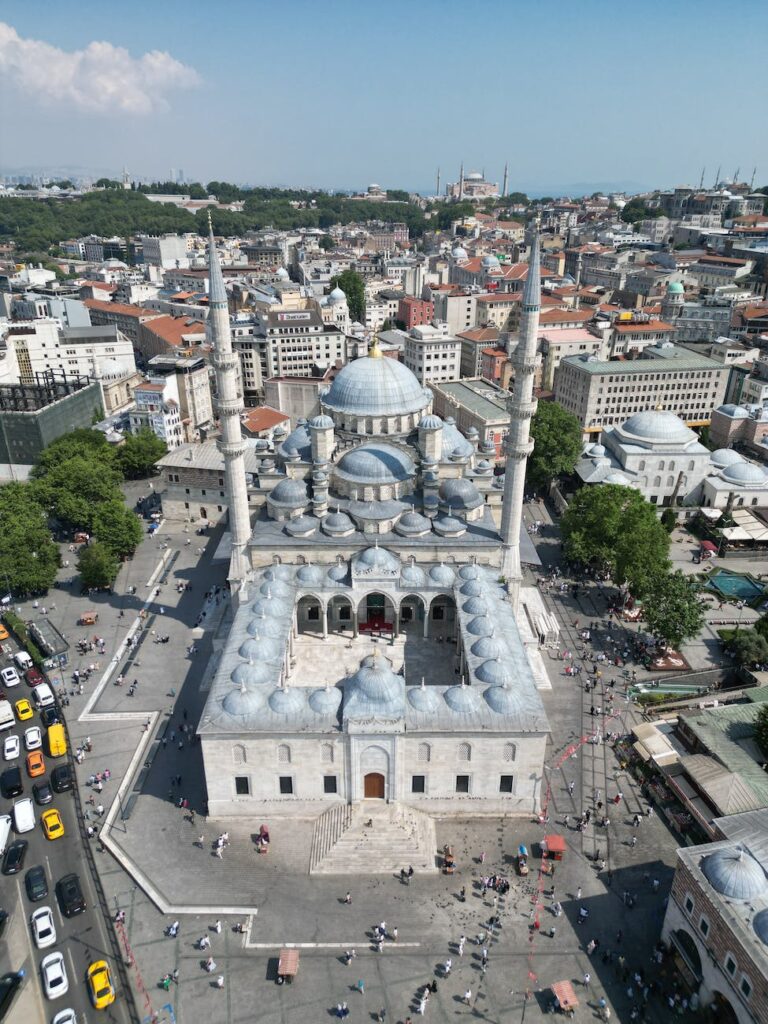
[658,460,665,471]
[638,460,645,471]
[232,743,246,766]
[669,461,676,470]
[667,475,675,487]
[503,742,516,762]
[277,743,291,764]
[321,742,334,764]
[688,460,695,470]
[654,476,661,487]
[458,742,472,762]
[418,742,431,763]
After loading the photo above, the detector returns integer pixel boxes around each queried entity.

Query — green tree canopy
[528,401,583,488]
[318,234,335,251]
[641,570,706,649]
[755,704,768,759]
[32,428,116,477]
[731,630,768,669]
[0,483,59,596]
[330,269,366,322]
[77,541,119,591]
[621,199,663,224]
[115,430,167,480]
[92,499,143,559]
[561,485,671,597]
[31,454,123,532]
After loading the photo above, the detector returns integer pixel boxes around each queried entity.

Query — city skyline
[1,0,766,195]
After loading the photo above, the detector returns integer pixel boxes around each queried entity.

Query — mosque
[197,223,554,856]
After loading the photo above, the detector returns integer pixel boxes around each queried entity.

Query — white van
[0,814,11,855]
[32,683,55,710]
[13,797,35,834]
[12,652,33,672]
[0,700,14,732]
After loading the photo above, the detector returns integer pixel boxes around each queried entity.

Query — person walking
[463,988,472,1005]
[345,891,352,905]
[458,934,465,956]
[443,957,452,976]
[356,978,365,995]
[583,971,591,989]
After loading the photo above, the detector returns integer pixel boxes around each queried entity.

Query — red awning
[701,541,717,552]
[543,834,567,853]
[551,980,579,1008]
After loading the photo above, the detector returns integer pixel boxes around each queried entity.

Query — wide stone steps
[311,804,438,875]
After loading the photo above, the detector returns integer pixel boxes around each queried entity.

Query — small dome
[444,684,483,712]
[439,478,483,509]
[395,511,431,537]
[717,404,750,419]
[251,596,292,619]
[474,459,492,473]
[278,422,312,460]
[710,448,744,468]
[621,410,694,444]
[296,563,324,584]
[336,444,416,483]
[358,546,400,572]
[327,562,349,582]
[275,267,289,280]
[401,563,427,585]
[451,245,468,260]
[752,908,768,946]
[429,563,456,585]
[268,687,307,714]
[231,661,272,686]
[667,281,685,294]
[471,636,502,659]
[460,580,484,597]
[432,515,467,537]
[702,847,768,900]
[476,658,512,685]
[328,285,346,304]
[321,510,355,536]
[481,254,501,269]
[223,684,265,717]
[269,478,309,507]
[441,422,474,461]
[722,462,765,485]
[238,636,282,662]
[467,616,493,637]
[246,616,283,639]
[458,564,481,580]
[604,471,631,485]
[309,414,334,429]
[590,444,606,457]
[420,414,443,430]
[463,597,488,615]
[260,579,292,598]
[264,564,293,581]
[346,657,402,703]
[407,685,442,712]
[309,686,342,714]
[284,515,317,537]
[484,684,524,714]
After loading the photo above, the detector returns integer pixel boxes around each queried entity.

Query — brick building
[397,296,434,330]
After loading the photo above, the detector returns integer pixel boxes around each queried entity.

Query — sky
[1,0,767,196]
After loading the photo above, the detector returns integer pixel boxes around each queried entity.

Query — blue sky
[1,0,766,194]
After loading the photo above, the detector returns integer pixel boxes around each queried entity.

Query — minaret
[499,223,541,612]
[574,250,583,310]
[502,162,508,198]
[208,218,251,588]
[436,167,441,196]
[459,162,465,201]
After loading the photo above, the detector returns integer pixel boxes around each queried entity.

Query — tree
[386,189,410,202]
[319,234,335,251]
[755,704,768,759]
[115,430,167,480]
[0,483,59,595]
[660,508,677,533]
[329,269,366,322]
[77,541,119,591]
[507,192,529,206]
[31,455,123,531]
[92,499,143,559]
[731,630,768,669]
[561,485,670,596]
[528,401,583,488]
[641,571,706,649]
[94,178,122,190]
[33,428,115,477]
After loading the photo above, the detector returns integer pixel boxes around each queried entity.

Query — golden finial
[369,332,382,359]
[207,210,213,234]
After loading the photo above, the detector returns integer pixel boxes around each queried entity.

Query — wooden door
[364,772,385,799]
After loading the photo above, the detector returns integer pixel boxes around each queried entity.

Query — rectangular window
[279,776,294,795]
[411,775,426,794]
[234,776,250,795]
[323,776,337,794]
[499,775,514,793]
[456,775,470,794]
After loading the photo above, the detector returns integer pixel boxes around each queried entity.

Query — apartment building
[2,320,136,383]
[431,289,477,335]
[431,377,509,455]
[458,326,501,378]
[555,343,728,437]
[403,324,461,385]
[83,298,164,345]
[129,376,184,449]
[398,296,433,329]
[146,354,214,441]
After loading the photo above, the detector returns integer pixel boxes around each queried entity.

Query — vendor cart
[277,948,299,985]
[442,844,455,874]
[517,844,529,876]
[550,979,579,1017]
[78,611,99,626]
[542,834,566,861]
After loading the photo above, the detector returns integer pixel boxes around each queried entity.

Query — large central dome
[322,351,431,418]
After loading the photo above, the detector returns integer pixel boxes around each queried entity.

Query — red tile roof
[241,406,290,433]
[613,320,675,334]
[141,315,206,347]
[84,298,160,318]
[457,327,500,343]
[539,309,593,325]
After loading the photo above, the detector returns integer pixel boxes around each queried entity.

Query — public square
[10,481,744,1024]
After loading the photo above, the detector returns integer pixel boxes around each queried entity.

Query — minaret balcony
[216,400,243,417]
[213,353,239,373]
[217,439,249,459]
[509,399,538,420]
[504,441,534,461]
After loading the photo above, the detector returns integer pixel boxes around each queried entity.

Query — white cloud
[0,22,200,115]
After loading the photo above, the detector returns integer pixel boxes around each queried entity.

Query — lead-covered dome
[701,848,768,900]
[336,444,415,483]
[621,410,695,444]
[440,478,483,510]
[710,449,744,468]
[444,684,483,712]
[231,661,272,686]
[296,563,324,584]
[484,684,524,714]
[268,478,309,507]
[268,687,307,714]
[471,636,502,659]
[401,563,427,585]
[346,656,402,703]
[459,564,481,580]
[309,414,334,429]
[408,684,442,712]
[752,908,768,946]
[476,658,512,686]
[441,422,474,460]
[278,422,312,460]
[328,285,346,305]
[429,563,456,585]
[238,636,282,662]
[321,353,431,418]
[395,511,431,537]
[722,461,765,485]
[717,404,750,419]
[357,546,400,572]
[222,683,265,717]
[309,686,342,714]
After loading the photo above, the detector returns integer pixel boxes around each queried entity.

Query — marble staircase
[310,802,438,875]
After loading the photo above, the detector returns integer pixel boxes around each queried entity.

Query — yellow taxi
[14,698,33,722]
[87,960,116,1009]
[41,808,64,841]
[0,624,9,642]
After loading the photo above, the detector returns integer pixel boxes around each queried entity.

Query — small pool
[705,568,765,602]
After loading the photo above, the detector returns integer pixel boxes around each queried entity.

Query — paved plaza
[16,484,751,1023]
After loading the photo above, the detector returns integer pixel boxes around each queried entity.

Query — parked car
[41,809,64,841]
[30,906,56,949]
[0,668,19,688]
[50,764,73,793]
[24,668,44,687]
[86,960,115,1009]
[25,865,48,902]
[56,874,85,917]
[24,727,42,751]
[0,625,9,642]
[0,766,22,798]
[26,751,45,778]
[40,951,69,1000]
[14,699,33,722]
[32,780,53,806]
[2,735,19,761]
[51,1010,77,1024]
[40,708,62,728]
[2,840,28,876]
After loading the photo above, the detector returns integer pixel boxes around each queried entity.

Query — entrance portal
[364,772,385,799]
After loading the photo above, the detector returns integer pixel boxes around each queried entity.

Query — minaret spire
[459,162,464,201]
[502,162,509,198]
[499,221,541,611]
[208,220,251,589]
